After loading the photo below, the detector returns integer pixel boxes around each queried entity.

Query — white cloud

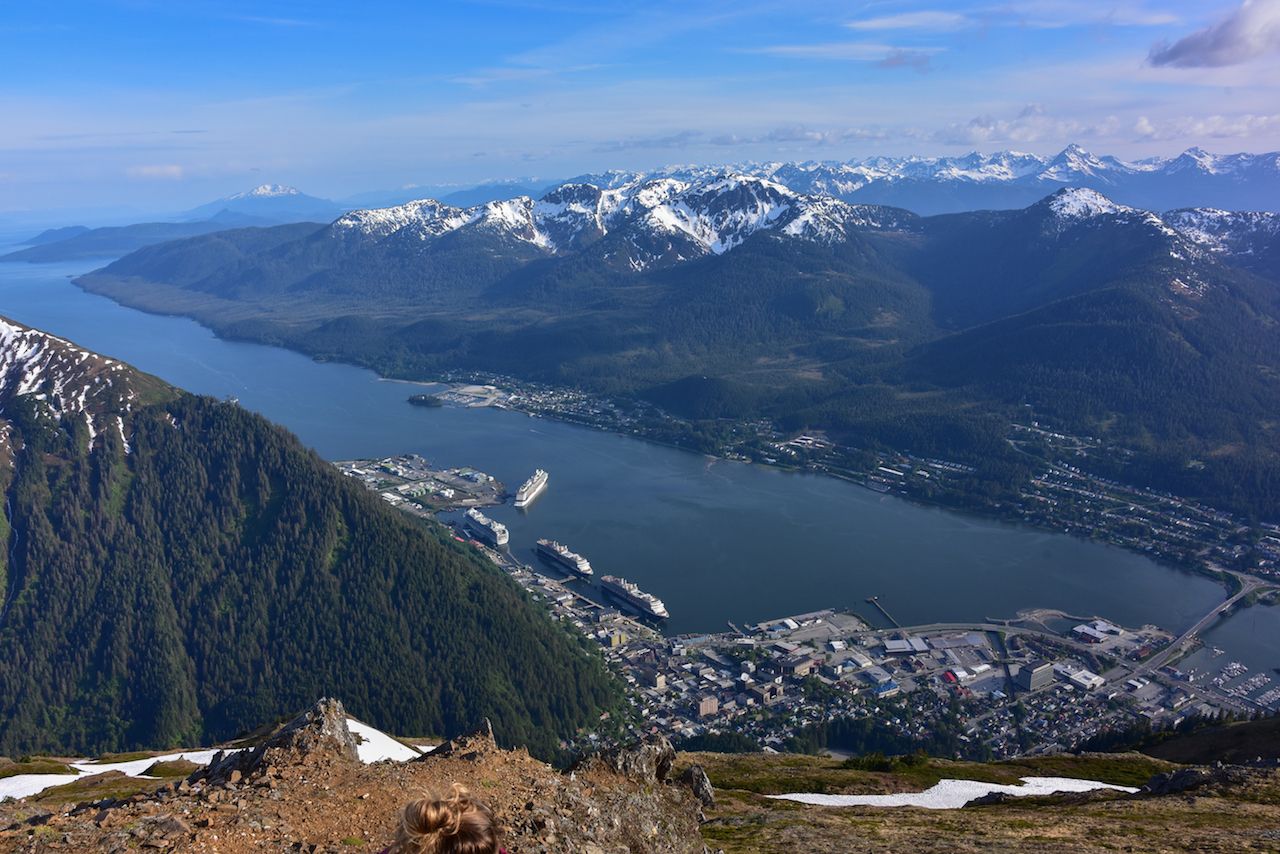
[126,164,185,179]
[845,11,969,31]
[1133,112,1280,140]
[1149,0,1280,67]
[930,107,1122,146]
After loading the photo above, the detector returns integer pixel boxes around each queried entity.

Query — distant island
[407,392,444,407]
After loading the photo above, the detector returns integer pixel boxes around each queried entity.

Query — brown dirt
[0,704,707,854]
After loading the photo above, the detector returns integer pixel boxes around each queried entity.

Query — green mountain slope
[74,188,1280,517]
[0,318,619,759]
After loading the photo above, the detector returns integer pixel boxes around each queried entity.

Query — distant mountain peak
[230,184,302,199]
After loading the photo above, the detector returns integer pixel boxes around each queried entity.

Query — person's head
[394,784,500,854]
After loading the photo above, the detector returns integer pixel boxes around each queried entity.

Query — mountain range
[76,172,1280,519]
[0,317,619,759]
[593,144,1280,215]
[6,144,1276,264]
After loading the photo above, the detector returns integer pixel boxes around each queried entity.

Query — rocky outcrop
[191,697,360,786]
[576,735,677,783]
[680,764,716,809]
[1141,764,1252,797]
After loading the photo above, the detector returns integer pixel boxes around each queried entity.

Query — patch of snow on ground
[2,720,427,802]
[0,750,228,801]
[346,718,422,763]
[767,776,1138,810]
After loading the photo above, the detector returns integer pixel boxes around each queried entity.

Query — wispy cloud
[877,49,936,72]
[1149,0,1280,67]
[709,125,890,146]
[594,130,702,152]
[126,164,185,179]
[984,1,1180,29]
[846,11,969,31]
[751,42,943,62]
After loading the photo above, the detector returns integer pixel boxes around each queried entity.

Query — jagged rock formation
[193,698,361,787]
[0,701,710,852]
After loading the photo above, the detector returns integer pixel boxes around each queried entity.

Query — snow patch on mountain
[1164,208,1280,253]
[0,319,134,450]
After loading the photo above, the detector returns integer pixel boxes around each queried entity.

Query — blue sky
[2,0,1279,216]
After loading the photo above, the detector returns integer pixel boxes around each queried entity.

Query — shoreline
[64,273,1260,609]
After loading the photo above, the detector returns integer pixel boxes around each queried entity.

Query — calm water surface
[0,253,1239,639]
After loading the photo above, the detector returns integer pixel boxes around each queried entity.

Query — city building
[1016,660,1054,691]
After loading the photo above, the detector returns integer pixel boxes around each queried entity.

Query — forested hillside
[0,319,620,759]
[76,185,1280,518]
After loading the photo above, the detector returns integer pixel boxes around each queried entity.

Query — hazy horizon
[3,0,1279,217]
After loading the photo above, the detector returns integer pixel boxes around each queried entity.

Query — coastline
[67,272,1263,605]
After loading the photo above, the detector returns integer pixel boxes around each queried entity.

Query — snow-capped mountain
[229,183,302,199]
[333,173,916,270]
[1038,187,1182,243]
[184,184,345,224]
[331,174,1280,287]
[551,146,1280,216]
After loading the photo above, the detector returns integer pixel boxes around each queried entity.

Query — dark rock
[425,718,498,762]
[576,736,677,783]
[679,764,715,809]
[151,815,192,838]
[1141,765,1250,797]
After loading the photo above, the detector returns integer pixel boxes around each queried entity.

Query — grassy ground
[142,759,202,778]
[678,751,1280,853]
[23,772,158,806]
[676,751,1176,796]
[0,759,75,780]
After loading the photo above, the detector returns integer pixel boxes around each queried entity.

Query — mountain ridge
[75,181,1280,519]
[0,316,621,759]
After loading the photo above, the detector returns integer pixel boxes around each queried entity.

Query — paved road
[1129,572,1273,680]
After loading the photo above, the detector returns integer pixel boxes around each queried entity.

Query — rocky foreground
[4,701,1280,852]
[0,700,709,853]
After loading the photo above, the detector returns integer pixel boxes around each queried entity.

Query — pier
[866,596,902,629]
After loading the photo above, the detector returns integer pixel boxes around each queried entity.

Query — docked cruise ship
[600,575,669,620]
[514,469,548,508]
[464,508,508,547]
[535,538,592,577]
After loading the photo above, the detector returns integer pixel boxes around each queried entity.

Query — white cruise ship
[535,539,592,577]
[464,508,508,546]
[514,469,548,508]
[600,575,669,620]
